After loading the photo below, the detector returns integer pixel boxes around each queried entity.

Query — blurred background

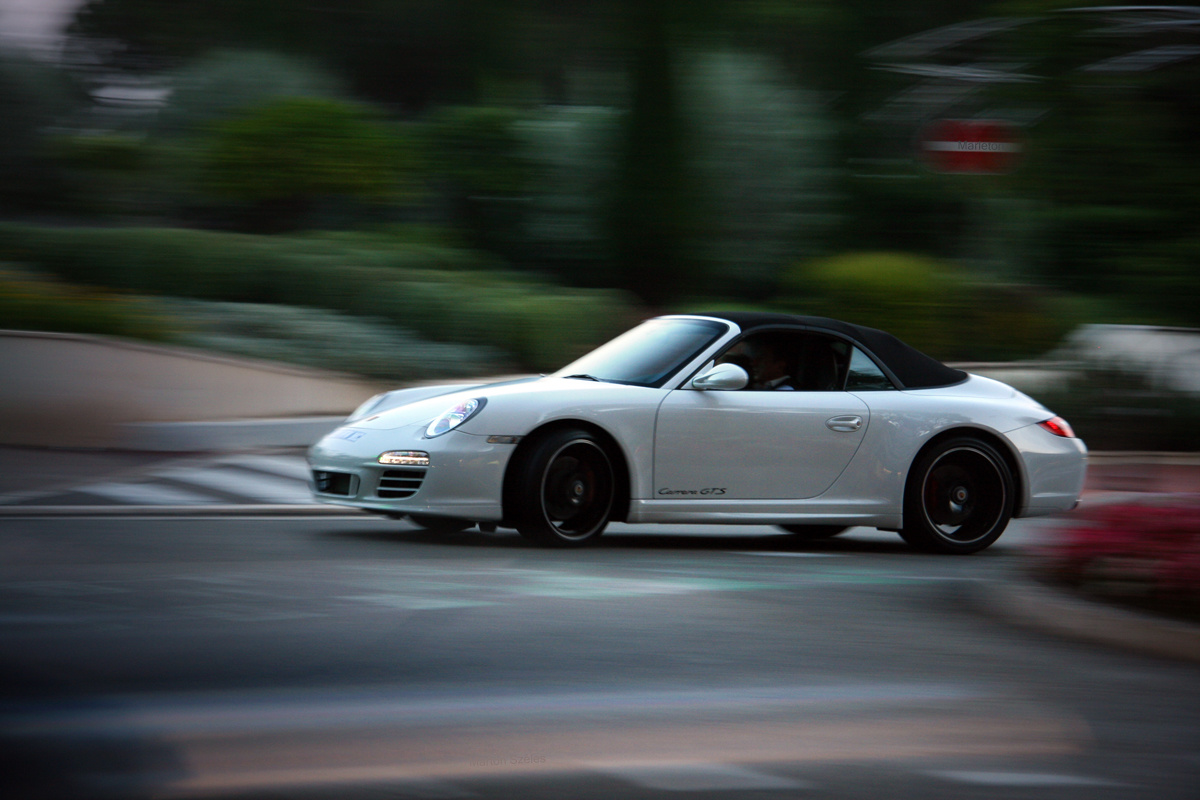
[1,0,1197,449]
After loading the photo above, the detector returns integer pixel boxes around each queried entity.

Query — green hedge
[161,299,505,381]
[776,251,1077,362]
[0,265,173,341]
[0,224,635,371]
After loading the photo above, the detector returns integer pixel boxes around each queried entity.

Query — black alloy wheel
[514,429,616,547]
[900,437,1014,554]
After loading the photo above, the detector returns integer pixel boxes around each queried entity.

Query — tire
[407,515,472,533]
[777,525,848,539]
[511,429,615,547]
[900,437,1014,554]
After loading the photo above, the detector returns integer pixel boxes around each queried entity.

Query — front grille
[313,471,353,496]
[377,468,426,499]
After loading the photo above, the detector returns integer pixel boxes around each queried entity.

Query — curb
[970,569,1200,664]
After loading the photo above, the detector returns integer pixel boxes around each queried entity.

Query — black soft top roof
[696,311,967,390]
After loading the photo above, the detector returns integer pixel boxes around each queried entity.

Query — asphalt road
[1,516,1198,800]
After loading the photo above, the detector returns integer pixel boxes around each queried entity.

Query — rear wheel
[901,437,1014,554]
[777,525,848,539]
[512,429,615,547]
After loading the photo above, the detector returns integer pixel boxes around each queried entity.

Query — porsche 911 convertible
[308,312,1086,553]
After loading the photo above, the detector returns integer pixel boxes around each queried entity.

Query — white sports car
[308,312,1086,553]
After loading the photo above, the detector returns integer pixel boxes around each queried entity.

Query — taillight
[1038,416,1076,438]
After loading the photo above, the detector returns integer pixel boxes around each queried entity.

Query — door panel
[653,390,869,500]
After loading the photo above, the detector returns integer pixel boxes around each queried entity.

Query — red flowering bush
[1036,495,1200,622]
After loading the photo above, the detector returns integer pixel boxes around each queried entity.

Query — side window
[798,336,846,391]
[719,332,849,391]
[845,347,895,391]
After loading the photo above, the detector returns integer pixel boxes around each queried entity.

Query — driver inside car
[744,336,796,391]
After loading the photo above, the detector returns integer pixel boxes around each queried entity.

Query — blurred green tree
[0,52,82,213]
[67,0,523,110]
[62,0,1197,320]
[993,4,1200,324]
[683,50,836,301]
[606,0,709,306]
[425,105,532,260]
[156,49,345,135]
[517,106,622,287]
[198,97,407,232]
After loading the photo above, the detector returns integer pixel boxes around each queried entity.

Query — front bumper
[307,423,514,521]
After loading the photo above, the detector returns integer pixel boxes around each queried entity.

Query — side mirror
[691,362,749,391]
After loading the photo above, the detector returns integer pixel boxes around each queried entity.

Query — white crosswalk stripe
[56,455,318,507]
[158,466,312,503]
[217,454,312,481]
[78,481,222,505]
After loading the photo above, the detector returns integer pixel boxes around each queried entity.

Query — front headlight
[425,397,486,438]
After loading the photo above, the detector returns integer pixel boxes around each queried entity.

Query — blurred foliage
[517,106,621,287]
[162,299,506,381]
[513,50,839,300]
[0,0,1186,372]
[0,223,635,371]
[67,0,519,110]
[985,4,1200,326]
[0,264,508,380]
[0,52,80,213]
[1036,497,1200,623]
[0,264,172,340]
[155,49,345,136]
[50,132,146,172]
[46,132,156,216]
[683,50,837,300]
[604,0,703,306]
[777,251,1076,361]
[199,97,408,232]
[424,105,532,259]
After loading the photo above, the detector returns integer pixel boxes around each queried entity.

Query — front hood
[346,376,644,431]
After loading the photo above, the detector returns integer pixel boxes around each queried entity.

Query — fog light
[378,451,430,466]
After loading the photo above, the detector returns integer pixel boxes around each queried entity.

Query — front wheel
[511,429,615,547]
[900,437,1014,554]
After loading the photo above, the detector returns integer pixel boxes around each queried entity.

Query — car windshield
[553,317,728,388]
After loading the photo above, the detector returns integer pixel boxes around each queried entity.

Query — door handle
[826,415,863,432]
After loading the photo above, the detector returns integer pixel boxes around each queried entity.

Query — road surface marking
[159,466,311,503]
[78,482,217,505]
[218,454,311,481]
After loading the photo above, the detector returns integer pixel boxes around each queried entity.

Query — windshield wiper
[562,374,603,382]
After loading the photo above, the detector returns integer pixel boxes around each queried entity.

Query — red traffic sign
[919,119,1022,174]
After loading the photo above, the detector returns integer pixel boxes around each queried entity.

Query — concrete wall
[0,331,383,447]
